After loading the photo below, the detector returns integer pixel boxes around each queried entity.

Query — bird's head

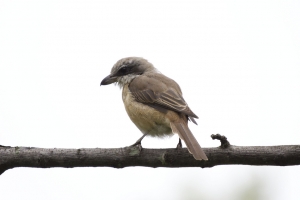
[100,57,155,88]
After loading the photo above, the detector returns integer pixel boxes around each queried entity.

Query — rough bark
[1,140,300,175]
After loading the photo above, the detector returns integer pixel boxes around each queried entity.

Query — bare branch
[1,140,300,175]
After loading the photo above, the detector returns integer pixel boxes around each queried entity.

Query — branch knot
[211,134,230,148]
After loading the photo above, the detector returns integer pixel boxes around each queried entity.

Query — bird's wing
[129,73,198,119]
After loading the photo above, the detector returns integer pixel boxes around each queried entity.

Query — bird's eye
[119,67,127,74]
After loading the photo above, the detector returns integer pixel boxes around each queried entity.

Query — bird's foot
[176,138,182,149]
[129,134,147,151]
[130,140,143,151]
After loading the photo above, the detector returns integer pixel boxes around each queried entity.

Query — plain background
[0,1,300,199]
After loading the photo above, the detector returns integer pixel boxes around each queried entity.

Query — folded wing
[129,73,198,120]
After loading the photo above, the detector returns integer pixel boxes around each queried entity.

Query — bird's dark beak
[100,75,117,86]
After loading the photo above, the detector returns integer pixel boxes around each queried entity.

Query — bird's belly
[122,85,173,137]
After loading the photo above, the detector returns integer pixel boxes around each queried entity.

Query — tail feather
[170,122,208,160]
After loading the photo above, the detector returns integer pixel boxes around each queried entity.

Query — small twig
[211,134,230,148]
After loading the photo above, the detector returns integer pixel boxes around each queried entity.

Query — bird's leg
[176,138,182,149]
[130,134,148,150]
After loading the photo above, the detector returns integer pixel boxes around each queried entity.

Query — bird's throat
[116,74,138,88]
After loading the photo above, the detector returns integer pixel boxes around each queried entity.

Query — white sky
[0,0,300,199]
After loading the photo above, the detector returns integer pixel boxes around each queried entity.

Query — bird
[100,57,208,160]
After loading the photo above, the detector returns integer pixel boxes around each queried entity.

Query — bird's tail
[170,121,208,160]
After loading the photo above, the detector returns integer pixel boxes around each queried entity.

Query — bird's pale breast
[122,84,173,137]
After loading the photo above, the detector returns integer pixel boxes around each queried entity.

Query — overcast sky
[0,1,300,199]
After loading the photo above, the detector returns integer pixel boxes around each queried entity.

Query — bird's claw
[130,141,143,151]
[176,138,182,149]
[129,134,147,151]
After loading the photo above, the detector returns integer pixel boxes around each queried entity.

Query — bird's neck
[117,74,138,88]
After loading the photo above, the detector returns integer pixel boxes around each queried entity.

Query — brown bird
[100,57,208,160]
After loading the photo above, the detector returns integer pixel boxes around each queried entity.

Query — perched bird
[100,57,208,160]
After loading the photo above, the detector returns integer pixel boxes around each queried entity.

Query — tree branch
[1,134,300,175]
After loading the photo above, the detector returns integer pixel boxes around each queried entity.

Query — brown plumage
[101,57,208,160]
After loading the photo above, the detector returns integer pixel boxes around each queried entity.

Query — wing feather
[129,74,198,119]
